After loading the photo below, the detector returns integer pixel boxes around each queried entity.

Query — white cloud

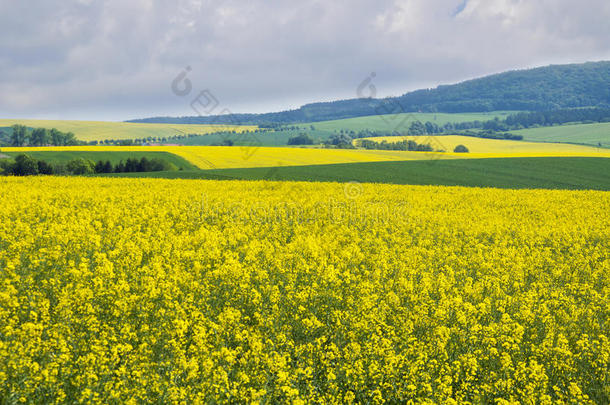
[0,0,609,120]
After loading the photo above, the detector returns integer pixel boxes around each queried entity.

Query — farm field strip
[358,135,607,154]
[0,119,256,142]
[512,122,610,147]
[0,146,465,169]
[3,145,610,170]
[116,157,609,190]
[305,111,519,132]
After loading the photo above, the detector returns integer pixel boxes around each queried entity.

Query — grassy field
[305,111,518,132]
[99,157,610,190]
[1,151,196,170]
[0,119,256,142]
[512,122,610,147]
[358,135,605,154]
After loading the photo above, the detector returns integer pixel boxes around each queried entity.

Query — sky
[1,0,610,121]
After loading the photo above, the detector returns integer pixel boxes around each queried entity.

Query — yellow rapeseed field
[0,119,256,142]
[357,135,607,155]
[1,146,460,169]
[5,144,610,170]
[1,176,609,403]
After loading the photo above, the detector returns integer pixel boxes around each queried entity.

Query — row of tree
[433,107,610,134]
[358,139,434,151]
[94,129,256,146]
[257,124,316,131]
[326,125,520,143]
[287,127,486,150]
[504,107,610,128]
[456,130,523,140]
[332,121,522,139]
[94,157,178,174]
[0,155,178,176]
[5,125,83,147]
[358,139,469,153]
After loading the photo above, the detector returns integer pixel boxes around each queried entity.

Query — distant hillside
[395,61,610,112]
[129,61,610,125]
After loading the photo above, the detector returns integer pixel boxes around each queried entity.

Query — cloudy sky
[1,0,610,121]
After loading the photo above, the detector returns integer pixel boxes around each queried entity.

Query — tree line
[358,139,434,151]
[285,125,513,149]
[2,125,84,147]
[428,107,610,134]
[327,122,523,140]
[93,129,257,146]
[0,155,177,176]
[504,107,610,128]
[358,139,470,153]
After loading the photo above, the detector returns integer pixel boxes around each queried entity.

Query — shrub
[288,133,314,145]
[37,160,54,175]
[67,158,95,175]
[137,157,152,172]
[125,158,140,172]
[0,159,13,175]
[95,160,106,174]
[454,144,469,153]
[326,134,354,149]
[149,158,177,171]
[13,154,39,176]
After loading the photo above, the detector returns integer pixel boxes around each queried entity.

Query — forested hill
[129,61,610,125]
[395,61,610,112]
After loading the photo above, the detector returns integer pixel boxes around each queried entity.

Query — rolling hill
[512,122,610,147]
[130,61,610,125]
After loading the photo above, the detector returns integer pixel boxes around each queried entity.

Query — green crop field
[304,111,518,132]
[1,151,196,170]
[97,157,610,190]
[512,122,610,147]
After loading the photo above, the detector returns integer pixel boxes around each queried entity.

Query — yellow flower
[0,176,608,403]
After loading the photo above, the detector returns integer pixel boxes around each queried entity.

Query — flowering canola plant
[356,135,609,155]
[1,146,457,169]
[0,177,609,403]
[4,145,609,170]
